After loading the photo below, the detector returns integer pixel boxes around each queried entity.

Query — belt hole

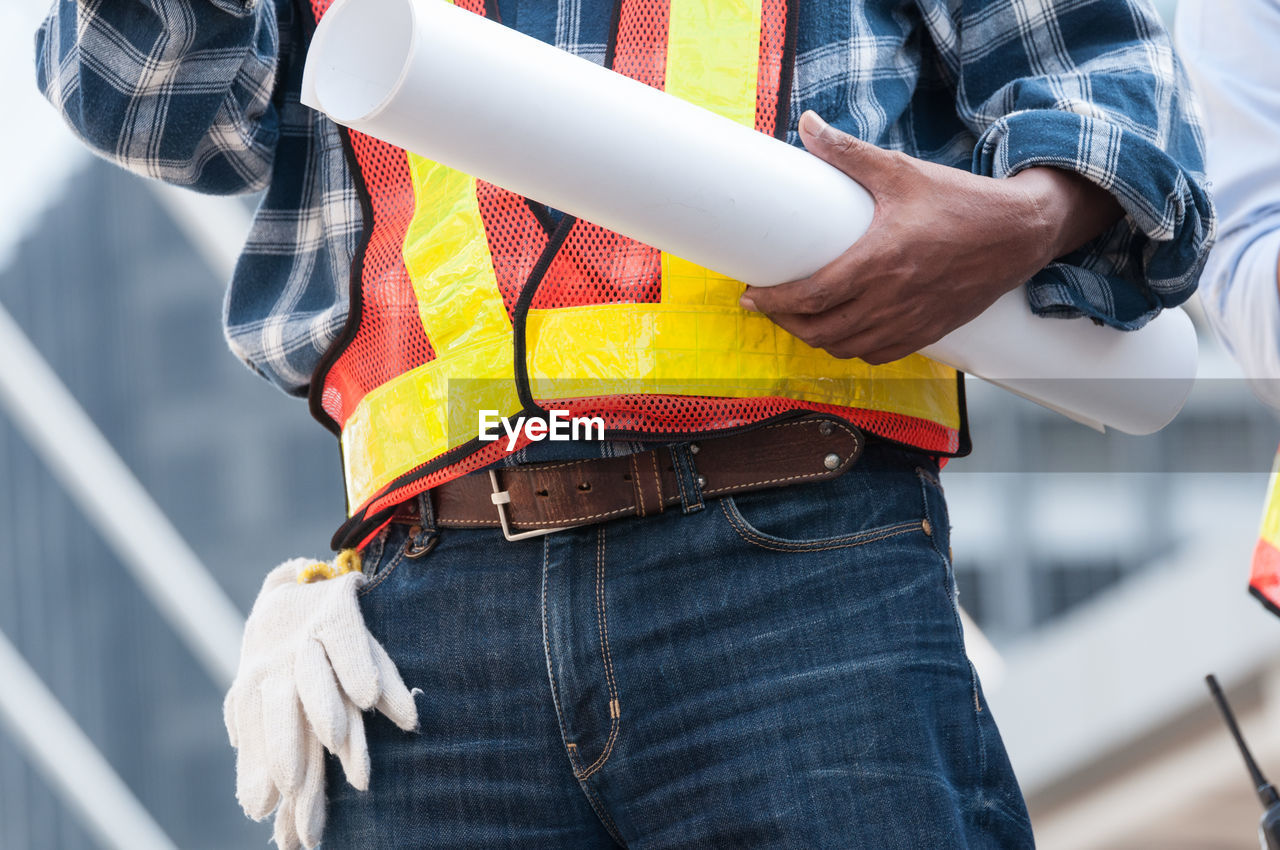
[578,482,591,492]
[536,488,549,497]
[622,473,632,481]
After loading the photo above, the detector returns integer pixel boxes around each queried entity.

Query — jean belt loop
[669,444,705,514]
[416,488,438,534]
[401,489,441,559]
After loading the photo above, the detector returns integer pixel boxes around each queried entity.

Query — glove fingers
[261,678,307,795]
[272,794,302,850]
[317,578,381,709]
[294,733,327,849]
[235,688,279,820]
[370,637,419,732]
[336,699,371,791]
[295,638,350,754]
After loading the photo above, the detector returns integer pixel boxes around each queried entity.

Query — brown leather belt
[402,415,865,540]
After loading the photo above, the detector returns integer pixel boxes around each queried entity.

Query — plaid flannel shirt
[36,0,1214,400]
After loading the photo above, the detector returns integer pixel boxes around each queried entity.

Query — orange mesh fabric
[612,0,670,88]
[756,0,788,137]
[476,183,550,319]
[322,131,435,426]
[1252,538,1280,617]
[532,0,669,308]
[314,0,489,427]
[545,395,959,455]
[534,220,662,307]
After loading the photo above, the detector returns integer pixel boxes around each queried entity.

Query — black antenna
[1206,674,1280,807]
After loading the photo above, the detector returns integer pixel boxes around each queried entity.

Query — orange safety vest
[1252,445,1280,616]
[304,0,968,549]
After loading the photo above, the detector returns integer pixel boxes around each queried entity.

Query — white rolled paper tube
[924,291,1197,435]
[302,0,1197,435]
[303,0,872,286]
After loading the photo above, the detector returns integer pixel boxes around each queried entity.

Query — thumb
[798,110,894,191]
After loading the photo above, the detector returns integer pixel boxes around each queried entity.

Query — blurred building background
[3,0,1278,847]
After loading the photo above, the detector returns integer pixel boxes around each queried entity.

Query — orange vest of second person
[1251,445,1280,616]
[303,0,966,547]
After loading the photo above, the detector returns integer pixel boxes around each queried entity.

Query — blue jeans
[323,439,1033,848]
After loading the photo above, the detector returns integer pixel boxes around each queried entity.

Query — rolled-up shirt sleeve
[1176,0,1280,408]
[34,0,282,195]
[919,0,1216,329]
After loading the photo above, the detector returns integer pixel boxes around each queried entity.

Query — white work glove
[223,555,419,850]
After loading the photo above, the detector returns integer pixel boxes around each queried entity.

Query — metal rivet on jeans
[921,518,933,537]
[818,421,834,436]
[696,474,707,488]
[404,525,439,558]
[689,442,700,454]
[823,453,840,470]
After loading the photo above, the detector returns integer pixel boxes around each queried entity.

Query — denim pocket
[718,461,927,552]
[356,524,410,598]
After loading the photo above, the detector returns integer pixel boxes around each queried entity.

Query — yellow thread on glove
[297,549,363,584]
[334,548,362,576]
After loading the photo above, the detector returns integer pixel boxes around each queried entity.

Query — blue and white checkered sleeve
[34,0,281,196]
[919,0,1216,329]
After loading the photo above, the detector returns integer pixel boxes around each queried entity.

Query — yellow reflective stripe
[341,153,522,510]
[524,304,960,428]
[1259,448,1280,550]
[402,156,512,354]
[660,0,761,308]
[657,0,958,398]
[661,255,745,307]
[341,343,519,510]
[665,0,760,128]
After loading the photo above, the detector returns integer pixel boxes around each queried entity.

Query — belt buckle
[488,469,567,541]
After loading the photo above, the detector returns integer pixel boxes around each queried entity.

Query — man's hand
[740,111,1123,365]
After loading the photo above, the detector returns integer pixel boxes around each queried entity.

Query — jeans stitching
[360,532,386,579]
[578,777,628,847]
[577,526,621,780]
[915,469,981,707]
[915,468,990,808]
[914,464,943,491]
[356,545,406,598]
[720,499,922,552]
[672,447,690,508]
[541,539,577,765]
[542,538,628,847]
